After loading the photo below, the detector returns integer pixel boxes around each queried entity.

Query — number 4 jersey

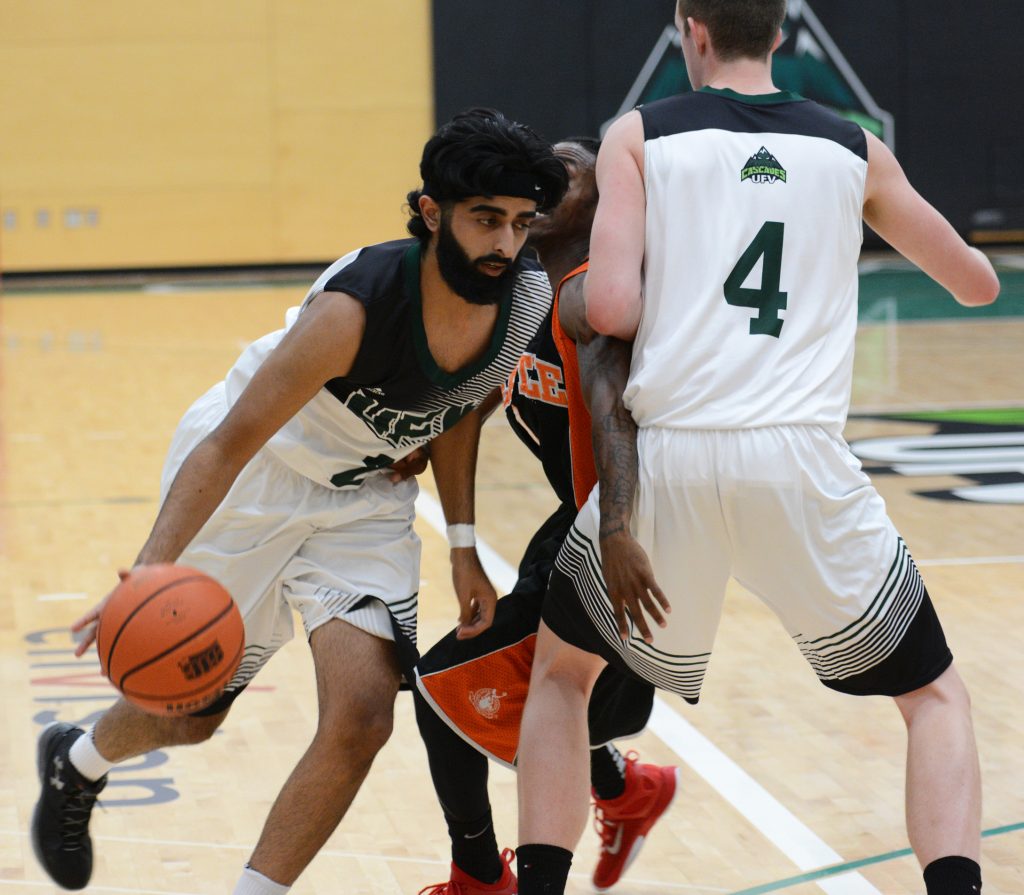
[625,86,868,436]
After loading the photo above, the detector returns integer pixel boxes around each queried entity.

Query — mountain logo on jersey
[741,147,787,184]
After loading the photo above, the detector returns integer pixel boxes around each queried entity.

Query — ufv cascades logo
[741,147,787,184]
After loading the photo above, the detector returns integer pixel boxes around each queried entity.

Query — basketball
[97,564,244,716]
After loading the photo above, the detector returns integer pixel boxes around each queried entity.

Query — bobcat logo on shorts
[469,688,508,720]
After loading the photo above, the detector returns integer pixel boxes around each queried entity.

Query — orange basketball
[97,564,244,716]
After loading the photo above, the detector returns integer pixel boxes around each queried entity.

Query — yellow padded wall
[0,1,434,271]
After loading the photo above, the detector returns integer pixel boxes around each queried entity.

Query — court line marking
[916,554,1024,567]
[0,883,197,895]
[849,398,1024,415]
[0,881,200,895]
[414,492,881,895]
[726,822,1024,895]
[0,829,726,893]
[36,592,88,602]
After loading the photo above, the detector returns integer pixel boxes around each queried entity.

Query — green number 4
[723,221,788,337]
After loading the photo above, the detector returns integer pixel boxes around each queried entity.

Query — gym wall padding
[0,2,433,272]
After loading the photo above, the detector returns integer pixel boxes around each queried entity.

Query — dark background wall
[431,0,1024,237]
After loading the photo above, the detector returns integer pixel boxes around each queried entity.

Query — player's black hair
[406,108,569,243]
[677,0,786,61]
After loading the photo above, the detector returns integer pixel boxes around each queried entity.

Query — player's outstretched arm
[863,131,1000,307]
[585,110,646,340]
[562,276,669,644]
[71,292,367,655]
[429,406,497,639]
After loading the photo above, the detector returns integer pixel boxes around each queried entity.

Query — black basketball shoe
[31,723,107,890]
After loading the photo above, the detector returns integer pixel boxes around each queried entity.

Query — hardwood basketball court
[1,258,1021,893]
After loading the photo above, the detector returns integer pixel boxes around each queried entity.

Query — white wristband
[446,524,476,549]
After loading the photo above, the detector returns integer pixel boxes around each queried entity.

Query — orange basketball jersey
[551,261,597,509]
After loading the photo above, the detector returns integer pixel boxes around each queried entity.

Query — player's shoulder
[778,97,868,160]
[320,238,416,304]
[640,89,866,160]
[637,89,720,139]
[511,253,553,309]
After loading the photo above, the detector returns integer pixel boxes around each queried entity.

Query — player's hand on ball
[599,530,670,644]
[70,568,130,658]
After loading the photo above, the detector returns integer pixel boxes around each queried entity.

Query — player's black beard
[435,219,517,306]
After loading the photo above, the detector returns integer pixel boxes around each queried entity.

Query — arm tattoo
[578,335,638,538]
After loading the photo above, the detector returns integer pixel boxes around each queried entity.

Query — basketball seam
[114,597,235,690]
[102,574,213,675]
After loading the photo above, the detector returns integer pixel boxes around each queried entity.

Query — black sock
[590,744,626,801]
[448,812,502,884]
[923,856,982,895]
[517,844,573,895]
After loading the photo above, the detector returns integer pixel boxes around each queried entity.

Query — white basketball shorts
[544,425,951,702]
[160,382,421,697]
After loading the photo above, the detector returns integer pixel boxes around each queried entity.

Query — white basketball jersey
[225,239,551,489]
[624,87,868,435]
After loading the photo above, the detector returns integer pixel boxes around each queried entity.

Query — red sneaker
[419,848,517,895]
[591,753,679,891]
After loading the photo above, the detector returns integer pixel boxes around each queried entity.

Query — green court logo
[741,147,787,184]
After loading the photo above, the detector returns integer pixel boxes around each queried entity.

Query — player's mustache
[475,254,510,268]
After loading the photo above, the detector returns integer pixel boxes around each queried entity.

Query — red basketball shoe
[419,848,517,895]
[591,753,679,891]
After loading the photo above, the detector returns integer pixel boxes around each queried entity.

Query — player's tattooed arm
[562,272,637,535]
[570,277,669,643]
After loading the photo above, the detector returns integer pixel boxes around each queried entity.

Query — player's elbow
[954,250,1000,307]
[586,290,639,340]
[585,300,619,337]
[957,268,1000,307]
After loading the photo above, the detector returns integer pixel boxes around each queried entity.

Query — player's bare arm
[585,110,647,340]
[71,292,367,654]
[863,131,999,307]
[564,274,669,644]
[429,405,498,639]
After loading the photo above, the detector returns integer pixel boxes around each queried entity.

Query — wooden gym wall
[0,1,433,272]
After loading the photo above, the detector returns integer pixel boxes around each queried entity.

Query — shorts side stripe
[797,540,925,681]
[555,527,710,700]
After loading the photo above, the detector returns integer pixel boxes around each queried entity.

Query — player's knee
[532,656,597,703]
[931,666,972,712]
[319,695,395,759]
[895,665,971,722]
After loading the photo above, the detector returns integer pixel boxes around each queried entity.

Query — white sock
[232,866,290,895]
[68,728,115,781]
